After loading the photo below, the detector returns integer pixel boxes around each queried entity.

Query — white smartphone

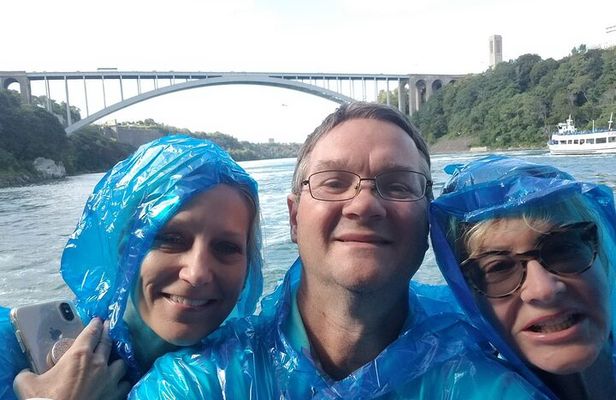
[10,300,84,374]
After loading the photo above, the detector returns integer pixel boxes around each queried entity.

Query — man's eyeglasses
[301,170,432,202]
[461,221,598,298]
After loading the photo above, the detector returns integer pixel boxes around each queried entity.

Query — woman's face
[137,184,251,346]
[470,218,610,375]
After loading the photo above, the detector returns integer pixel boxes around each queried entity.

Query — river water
[1,151,615,307]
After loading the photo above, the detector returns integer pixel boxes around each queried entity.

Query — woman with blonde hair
[431,154,616,399]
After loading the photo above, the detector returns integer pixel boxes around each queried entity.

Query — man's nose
[342,180,386,219]
[178,243,214,287]
[519,260,565,304]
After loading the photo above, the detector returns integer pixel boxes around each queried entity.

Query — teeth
[529,314,579,333]
[168,295,209,307]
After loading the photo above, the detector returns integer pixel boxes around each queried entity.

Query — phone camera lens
[59,302,75,321]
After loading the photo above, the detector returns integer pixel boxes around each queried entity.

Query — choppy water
[1,151,615,307]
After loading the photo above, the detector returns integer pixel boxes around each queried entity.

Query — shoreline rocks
[0,172,65,189]
[0,158,66,188]
[33,157,66,178]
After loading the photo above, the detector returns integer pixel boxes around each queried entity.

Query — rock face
[33,157,66,178]
[103,126,164,148]
[429,136,472,154]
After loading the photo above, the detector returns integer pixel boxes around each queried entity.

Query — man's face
[287,118,429,295]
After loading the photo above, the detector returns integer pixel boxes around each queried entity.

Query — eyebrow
[162,217,248,240]
[310,160,420,173]
[473,250,515,258]
[161,222,247,240]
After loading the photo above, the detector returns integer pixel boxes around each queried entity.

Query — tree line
[117,119,301,162]
[0,89,135,186]
[385,45,616,148]
[0,90,301,186]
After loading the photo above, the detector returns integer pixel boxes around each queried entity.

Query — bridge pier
[0,72,32,104]
[407,75,459,116]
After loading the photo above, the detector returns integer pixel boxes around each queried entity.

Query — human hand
[13,318,130,400]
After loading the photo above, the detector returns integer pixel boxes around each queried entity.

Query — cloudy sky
[3,0,615,142]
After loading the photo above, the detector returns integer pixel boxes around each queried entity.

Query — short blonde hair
[452,193,614,278]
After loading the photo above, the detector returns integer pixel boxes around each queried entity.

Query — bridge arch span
[66,75,354,134]
[2,77,18,90]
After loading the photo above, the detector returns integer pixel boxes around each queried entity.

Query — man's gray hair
[291,102,431,198]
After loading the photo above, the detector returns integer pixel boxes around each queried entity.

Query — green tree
[32,95,81,125]
[377,86,409,115]
[0,90,68,162]
[411,46,616,149]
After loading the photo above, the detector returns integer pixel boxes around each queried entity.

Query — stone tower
[489,35,503,68]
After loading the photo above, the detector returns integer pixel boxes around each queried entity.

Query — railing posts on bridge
[361,78,366,101]
[83,76,90,117]
[398,79,408,116]
[64,76,72,126]
[44,77,51,112]
[102,75,107,109]
[386,78,391,106]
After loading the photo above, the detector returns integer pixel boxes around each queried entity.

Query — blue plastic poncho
[130,258,548,399]
[430,154,616,399]
[61,135,263,378]
[0,135,263,398]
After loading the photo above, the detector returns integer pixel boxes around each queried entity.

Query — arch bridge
[0,70,464,134]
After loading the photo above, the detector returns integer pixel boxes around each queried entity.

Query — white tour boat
[548,113,616,155]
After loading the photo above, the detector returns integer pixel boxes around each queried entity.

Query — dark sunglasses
[461,221,598,298]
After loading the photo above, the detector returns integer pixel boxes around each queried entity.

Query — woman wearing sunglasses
[430,154,616,400]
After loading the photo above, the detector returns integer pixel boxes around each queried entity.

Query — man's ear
[287,193,299,243]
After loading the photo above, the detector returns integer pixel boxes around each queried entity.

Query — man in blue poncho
[131,103,548,399]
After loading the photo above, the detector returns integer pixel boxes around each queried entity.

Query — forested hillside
[119,119,301,161]
[0,90,136,186]
[0,91,300,187]
[411,45,616,148]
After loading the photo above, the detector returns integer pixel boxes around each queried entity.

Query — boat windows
[574,140,579,144]
[568,140,573,144]
[586,139,594,144]
[560,140,566,144]
[596,138,607,144]
[609,137,616,143]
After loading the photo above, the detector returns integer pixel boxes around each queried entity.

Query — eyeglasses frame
[460,221,598,299]
[300,169,433,202]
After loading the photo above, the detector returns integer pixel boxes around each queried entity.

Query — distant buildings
[489,35,503,68]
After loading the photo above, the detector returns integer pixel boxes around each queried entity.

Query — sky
[2,0,616,143]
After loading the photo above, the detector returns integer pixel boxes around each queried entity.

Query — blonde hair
[451,193,614,278]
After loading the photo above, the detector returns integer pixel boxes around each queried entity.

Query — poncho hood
[60,135,263,376]
[430,154,616,398]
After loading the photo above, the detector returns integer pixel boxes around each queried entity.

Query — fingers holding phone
[13,318,130,400]
[46,337,75,367]
[10,300,84,374]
